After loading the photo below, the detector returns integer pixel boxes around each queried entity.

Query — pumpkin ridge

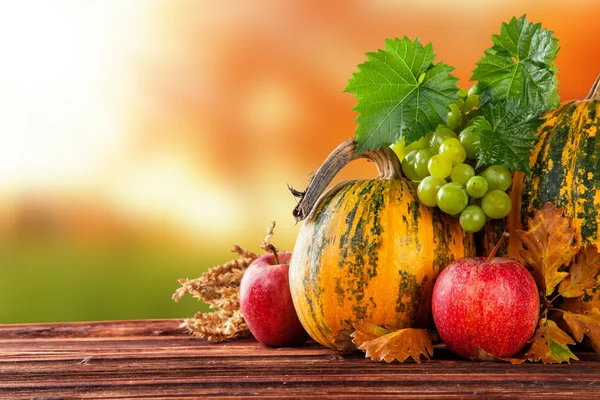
[302,182,356,344]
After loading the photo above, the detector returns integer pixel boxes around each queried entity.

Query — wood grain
[1,319,599,399]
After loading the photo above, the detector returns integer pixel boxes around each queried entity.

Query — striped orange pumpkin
[478,75,600,259]
[289,139,474,350]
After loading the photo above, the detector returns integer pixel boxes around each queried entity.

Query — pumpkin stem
[291,138,403,222]
[585,74,600,101]
[487,232,509,263]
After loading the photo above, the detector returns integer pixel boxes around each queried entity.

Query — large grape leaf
[345,37,459,154]
[471,101,542,173]
[471,15,560,115]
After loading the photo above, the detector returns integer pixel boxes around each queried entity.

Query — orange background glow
[1,0,599,322]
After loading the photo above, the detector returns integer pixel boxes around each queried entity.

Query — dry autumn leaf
[561,288,600,323]
[353,323,436,364]
[525,318,578,363]
[562,308,600,353]
[517,203,579,296]
[558,246,600,298]
[351,321,389,346]
[471,347,526,364]
[333,327,357,352]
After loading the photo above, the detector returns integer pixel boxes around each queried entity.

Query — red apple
[240,252,308,346]
[431,254,540,359]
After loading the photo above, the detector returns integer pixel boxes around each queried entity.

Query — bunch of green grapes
[391,86,512,233]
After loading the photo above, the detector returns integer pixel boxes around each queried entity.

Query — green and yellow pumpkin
[479,75,600,259]
[289,139,474,350]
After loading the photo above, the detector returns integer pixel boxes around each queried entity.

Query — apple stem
[487,232,510,263]
[266,244,280,265]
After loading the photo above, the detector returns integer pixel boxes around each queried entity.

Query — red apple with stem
[431,233,540,359]
[240,229,308,346]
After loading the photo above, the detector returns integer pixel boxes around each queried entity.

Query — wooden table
[1,319,599,399]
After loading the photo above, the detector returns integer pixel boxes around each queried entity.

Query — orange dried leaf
[351,321,389,346]
[525,318,578,364]
[356,327,436,364]
[471,347,526,364]
[333,327,356,352]
[562,308,600,354]
[517,203,579,296]
[559,246,600,298]
[561,288,600,327]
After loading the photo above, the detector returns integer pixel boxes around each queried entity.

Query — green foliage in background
[0,240,214,323]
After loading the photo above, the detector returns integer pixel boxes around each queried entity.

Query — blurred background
[1,0,598,323]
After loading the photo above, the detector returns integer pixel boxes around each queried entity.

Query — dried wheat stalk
[173,245,258,342]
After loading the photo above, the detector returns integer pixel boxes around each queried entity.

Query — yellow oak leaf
[517,203,579,296]
[562,308,600,354]
[558,246,600,298]
[525,318,578,363]
[354,324,436,364]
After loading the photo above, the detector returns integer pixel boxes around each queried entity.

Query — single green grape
[465,85,480,110]
[439,138,467,166]
[427,154,453,180]
[436,182,469,215]
[447,104,462,132]
[481,190,512,219]
[450,163,475,185]
[430,126,458,154]
[481,165,512,191]
[417,176,446,207]
[414,148,434,179]
[459,205,486,233]
[401,150,421,182]
[458,126,480,160]
[464,109,484,128]
[465,176,488,199]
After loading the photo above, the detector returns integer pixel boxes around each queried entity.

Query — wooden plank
[0,319,599,399]
[0,319,185,338]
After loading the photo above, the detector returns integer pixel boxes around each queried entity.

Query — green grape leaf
[344,37,459,154]
[471,15,560,115]
[471,101,543,174]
